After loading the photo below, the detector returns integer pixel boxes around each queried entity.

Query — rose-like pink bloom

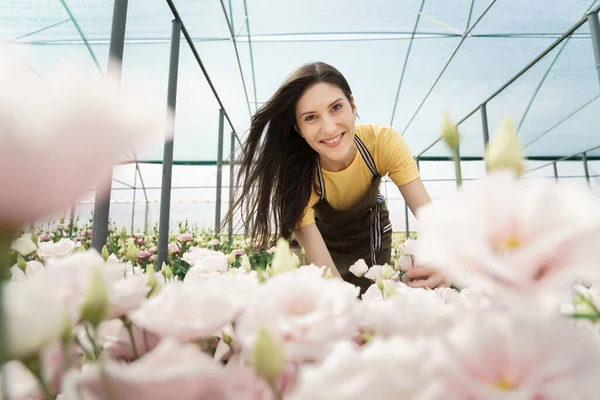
[288,337,444,400]
[234,248,246,256]
[61,338,229,400]
[0,46,172,227]
[137,250,152,260]
[267,246,277,254]
[395,255,413,272]
[208,239,220,247]
[438,309,600,399]
[167,242,180,254]
[177,233,194,243]
[129,280,239,342]
[132,233,143,239]
[136,239,144,246]
[148,246,158,253]
[236,268,362,362]
[415,171,600,296]
[38,233,52,242]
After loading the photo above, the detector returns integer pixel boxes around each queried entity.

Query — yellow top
[297,123,420,228]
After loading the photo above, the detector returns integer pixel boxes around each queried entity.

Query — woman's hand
[404,267,450,289]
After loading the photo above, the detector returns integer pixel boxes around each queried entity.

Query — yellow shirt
[297,123,420,228]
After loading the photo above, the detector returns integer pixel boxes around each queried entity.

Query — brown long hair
[224,62,354,249]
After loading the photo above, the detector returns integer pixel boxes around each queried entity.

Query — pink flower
[182,247,228,272]
[395,255,413,272]
[132,233,143,239]
[61,338,229,400]
[0,46,172,227]
[234,248,246,256]
[137,250,152,260]
[129,280,239,342]
[223,356,298,400]
[415,171,600,296]
[90,319,161,361]
[167,242,180,254]
[438,310,600,399]
[136,239,144,246]
[236,268,363,362]
[208,239,220,247]
[177,233,194,243]
[38,233,52,242]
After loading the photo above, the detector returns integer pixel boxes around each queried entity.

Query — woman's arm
[293,223,342,277]
[398,177,431,217]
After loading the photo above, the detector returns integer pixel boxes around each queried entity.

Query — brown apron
[313,134,393,295]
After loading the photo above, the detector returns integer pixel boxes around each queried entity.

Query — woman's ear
[350,95,357,116]
[294,124,302,136]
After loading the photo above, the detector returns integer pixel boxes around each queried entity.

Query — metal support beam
[588,10,600,86]
[215,109,225,235]
[131,167,138,234]
[480,103,490,146]
[91,0,128,253]
[583,152,591,186]
[553,162,558,182]
[228,131,235,244]
[157,19,181,271]
[404,202,410,239]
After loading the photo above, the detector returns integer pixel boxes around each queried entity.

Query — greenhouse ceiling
[3,0,600,162]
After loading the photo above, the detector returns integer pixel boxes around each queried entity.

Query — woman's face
[294,82,356,170]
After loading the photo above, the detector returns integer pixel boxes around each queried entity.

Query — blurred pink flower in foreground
[415,170,600,295]
[439,310,600,399]
[0,45,173,227]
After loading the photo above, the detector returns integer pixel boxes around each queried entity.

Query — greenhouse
[2,0,600,398]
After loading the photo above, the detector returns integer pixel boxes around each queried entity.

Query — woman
[228,62,448,293]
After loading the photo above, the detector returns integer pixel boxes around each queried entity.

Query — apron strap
[316,157,326,200]
[353,135,378,177]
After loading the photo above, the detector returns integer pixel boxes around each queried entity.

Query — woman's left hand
[404,267,450,289]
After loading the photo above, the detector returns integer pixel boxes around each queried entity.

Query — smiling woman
[226,62,446,293]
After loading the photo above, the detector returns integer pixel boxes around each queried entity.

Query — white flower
[288,337,444,400]
[4,279,64,360]
[182,247,228,278]
[37,238,75,260]
[130,279,240,342]
[364,264,398,282]
[236,268,362,362]
[10,260,44,281]
[10,233,38,256]
[107,274,150,319]
[349,259,368,277]
[362,288,458,338]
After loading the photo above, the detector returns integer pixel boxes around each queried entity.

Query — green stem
[143,329,150,352]
[83,323,100,359]
[452,147,463,187]
[23,354,54,400]
[73,334,95,362]
[121,317,139,359]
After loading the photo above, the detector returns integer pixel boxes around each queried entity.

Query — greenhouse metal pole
[553,162,558,182]
[480,103,490,146]
[157,19,181,272]
[583,152,591,187]
[91,0,128,253]
[228,131,235,243]
[588,10,600,85]
[215,109,225,235]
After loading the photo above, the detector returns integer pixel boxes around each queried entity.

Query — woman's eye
[305,115,315,122]
[332,104,342,111]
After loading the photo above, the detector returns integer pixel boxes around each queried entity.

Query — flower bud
[271,238,294,275]
[441,111,459,151]
[382,264,394,280]
[241,254,252,272]
[146,264,160,297]
[227,252,236,265]
[251,327,285,383]
[16,254,27,272]
[161,262,173,280]
[485,117,524,175]
[127,243,140,263]
[80,266,109,328]
[101,245,110,262]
